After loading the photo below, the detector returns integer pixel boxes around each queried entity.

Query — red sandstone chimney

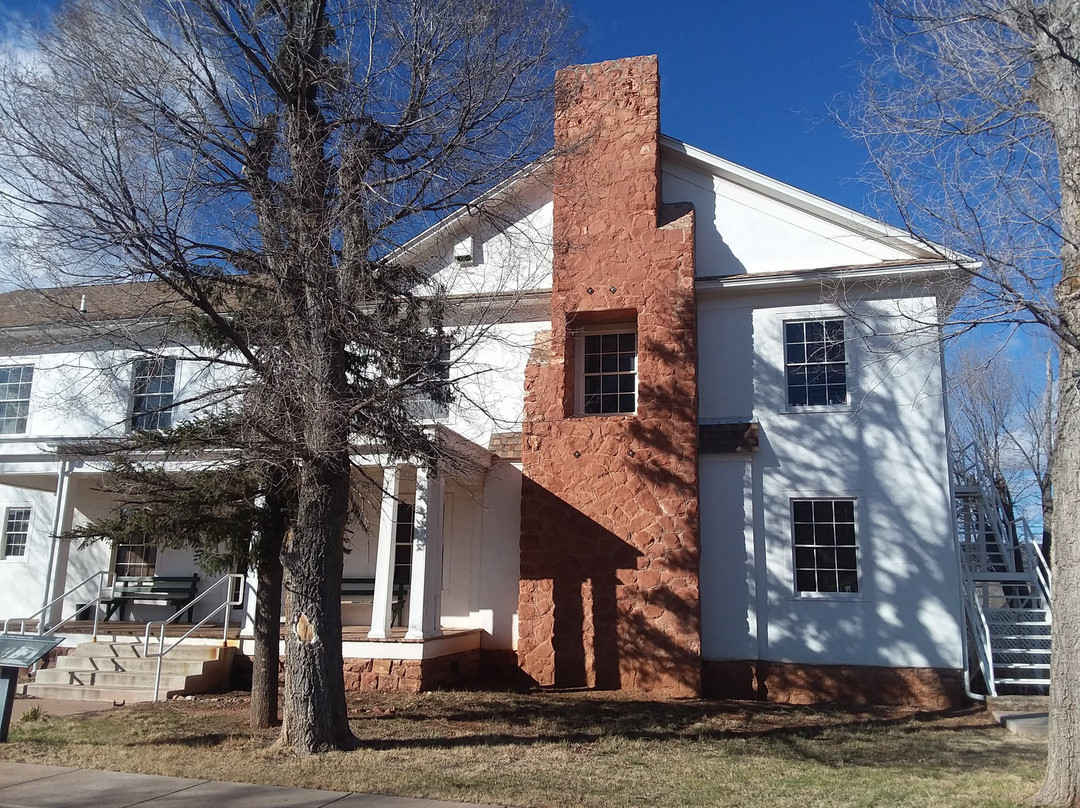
[518,56,702,697]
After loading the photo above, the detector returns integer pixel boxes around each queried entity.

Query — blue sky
[1,0,880,216]
[575,1,877,214]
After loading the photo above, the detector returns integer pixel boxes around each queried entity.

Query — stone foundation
[343,650,480,693]
[702,660,968,709]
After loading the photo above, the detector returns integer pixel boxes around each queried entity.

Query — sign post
[0,634,65,742]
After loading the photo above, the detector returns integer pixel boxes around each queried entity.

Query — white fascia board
[385,158,553,266]
[695,260,970,295]
[659,135,973,266]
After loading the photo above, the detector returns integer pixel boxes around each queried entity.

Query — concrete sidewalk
[0,762,507,808]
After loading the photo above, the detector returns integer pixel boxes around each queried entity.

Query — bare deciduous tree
[0,0,574,753]
[851,0,1080,801]
[950,345,1056,553]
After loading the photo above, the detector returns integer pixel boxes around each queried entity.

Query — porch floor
[25,621,478,644]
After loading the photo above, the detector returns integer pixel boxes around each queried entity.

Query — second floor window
[131,358,176,431]
[579,330,637,415]
[785,319,847,407]
[0,365,34,435]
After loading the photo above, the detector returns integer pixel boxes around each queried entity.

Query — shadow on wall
[698,296,963,705]
[519,475,701,692]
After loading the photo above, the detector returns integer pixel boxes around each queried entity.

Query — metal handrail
[1021,541,1053,618]
[961,572,998,698]
[142,574,244,702]
[2,570,110,639]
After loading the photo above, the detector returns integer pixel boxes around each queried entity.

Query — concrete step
[33,667,221,692]
[29,644,234,703]
[54,656,212,675]
[67,642,224,661]
[21,683,179,703]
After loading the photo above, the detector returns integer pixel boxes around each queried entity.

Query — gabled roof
[658,134,972,272]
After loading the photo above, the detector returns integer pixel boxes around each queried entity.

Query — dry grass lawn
[0,689,1046,807]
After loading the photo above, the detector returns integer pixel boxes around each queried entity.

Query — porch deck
[20,621,480,644]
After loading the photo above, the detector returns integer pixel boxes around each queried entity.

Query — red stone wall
[518,56,702,696]
[702,660,968,709]
[343,650,480,693]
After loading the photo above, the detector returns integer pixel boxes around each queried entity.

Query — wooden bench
[103,574,200,622]
[341,577,408,628]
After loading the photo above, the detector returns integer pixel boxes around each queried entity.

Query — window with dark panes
[130,358,176,431]
[0,366,34,435]
[792,498,858,594]
[785,319,847,407]
[393,502,414,584]
[581,331,637,415]
[114,535,158,577]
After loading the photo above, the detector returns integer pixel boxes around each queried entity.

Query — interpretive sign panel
[0,634,63,668]
[0,634,65,742]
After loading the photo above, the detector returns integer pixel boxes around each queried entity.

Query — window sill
[779,403,853,415]
[789,591,863,602]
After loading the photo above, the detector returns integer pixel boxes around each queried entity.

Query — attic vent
[454,236,475,266]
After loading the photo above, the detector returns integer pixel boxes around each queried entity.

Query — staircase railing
[953,439,1053,694]
[2,570,110,639]
[1021,540,1053,615]
[961,571,998,698]
[142,573,244,702]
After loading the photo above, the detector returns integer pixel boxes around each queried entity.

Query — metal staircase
[955,444,1052,696]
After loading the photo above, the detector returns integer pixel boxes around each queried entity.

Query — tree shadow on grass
[343,694,1042,772]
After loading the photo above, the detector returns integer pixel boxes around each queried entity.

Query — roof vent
[453,236,475,266]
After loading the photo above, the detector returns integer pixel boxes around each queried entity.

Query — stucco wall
[696,286,963,672]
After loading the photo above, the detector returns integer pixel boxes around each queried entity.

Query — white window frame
[130,357,177,431]
[0,505,32,561]
[0,365,34,435]
[788,495,861,599]
[574,326,638,416]
[782,317,849,411]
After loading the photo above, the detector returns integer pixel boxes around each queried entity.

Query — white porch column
[405,465,444,640]
[42,460,76,626]
[367,465,401,640]
[239,565,259,638]
[239,494,265,638]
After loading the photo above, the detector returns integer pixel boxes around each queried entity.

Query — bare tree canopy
[0,0,575,753]
[852,1,1080,803]
[854,0,1078,346]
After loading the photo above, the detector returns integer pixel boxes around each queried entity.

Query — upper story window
[579,329,637,415]
[785,319,847,407]
[0,365,34,435]
[1,506,31,559]
[130,358,176,431]
[405,340,451,421]
[792,498,858,594]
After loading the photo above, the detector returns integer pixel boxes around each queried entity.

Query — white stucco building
[0,56,985,706]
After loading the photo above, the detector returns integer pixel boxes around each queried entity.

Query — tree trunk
[277,453,354,752]
[1035,337,1080,805]
[250,474,288,730]
[1030,5,1080,801]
